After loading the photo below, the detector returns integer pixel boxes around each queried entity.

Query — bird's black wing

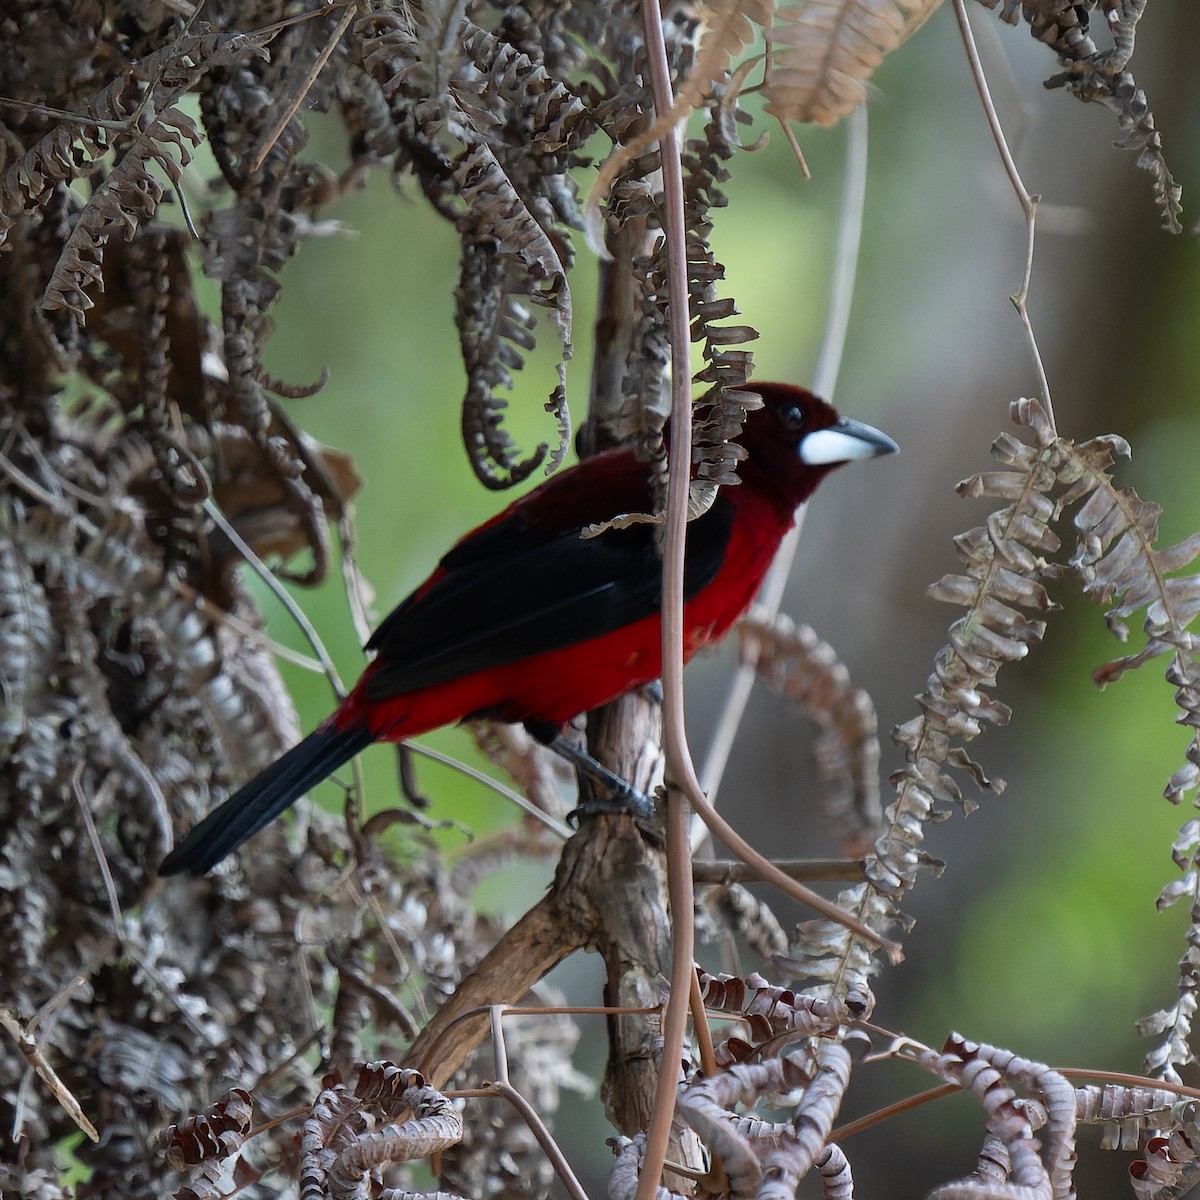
[363,495,734,698]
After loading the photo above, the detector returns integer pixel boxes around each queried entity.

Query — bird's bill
[799,417,899,466]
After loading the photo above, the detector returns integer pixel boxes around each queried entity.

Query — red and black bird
[160,384,896,876]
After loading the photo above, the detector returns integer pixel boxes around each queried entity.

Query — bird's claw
[567,781,655,827]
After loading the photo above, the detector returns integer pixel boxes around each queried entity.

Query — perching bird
[160,383,896,875]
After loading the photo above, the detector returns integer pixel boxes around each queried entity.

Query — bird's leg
[523,721,656,822]
[551,734,656,823]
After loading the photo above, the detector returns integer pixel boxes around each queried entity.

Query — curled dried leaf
[163,1089,253,1171]
[697,968,848,1066]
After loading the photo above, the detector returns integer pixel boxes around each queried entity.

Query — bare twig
[951,0,1054,427]
[27,974,91,1035]
[203,496,344,699]
[639,3,701,1197]
[688,968,718,1078]
[337,514,374,648]
[455,1008,591,1200]
[404,741,573,838]
[0,1008,99,1143]
[70,768,123,941]
[830,1082,960,1141]
[689,798,898,955]
[691,858,866,884]
[0,96,131,131]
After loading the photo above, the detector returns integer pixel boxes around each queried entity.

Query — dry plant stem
[481,1006,589,1200]
[811,104,869,402]
[639,3,702,1199]
[829,1082,960,1141]
[71,767,123,938]
[404,741,574,837]
[823,1032,1200,1145]
[1056,1068,1200,1101]
[490,1079,591,1200]
[247,3,356,175]
[0,1008,99,1143]
[451,1078,591,1200]
[337,516,374,648]
[203,497,345,698]
[699,101,868,814]
[0,97,131,131]
[690,796,899,957]
[951,0,1054,426]
[28,973,90,1034]
[689,968,718,1076]
[644,17,898,955]
[645,792,696,1187]
[489,1004,509,1082]
[248,1104,310,1140]
[691,858,866,883]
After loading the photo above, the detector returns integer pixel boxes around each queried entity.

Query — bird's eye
[779,403,805,432]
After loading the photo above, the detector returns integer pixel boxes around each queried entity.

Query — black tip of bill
[800,417,898,467]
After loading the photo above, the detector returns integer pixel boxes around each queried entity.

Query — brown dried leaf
[211,428,362,569]
[765,0,944,127]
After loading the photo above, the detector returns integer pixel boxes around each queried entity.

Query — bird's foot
[566,779,655,827]
[536,730,656,824]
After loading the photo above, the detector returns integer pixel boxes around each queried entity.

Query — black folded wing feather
[363,493,735,699]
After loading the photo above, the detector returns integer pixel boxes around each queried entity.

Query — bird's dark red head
[733,382,897,511]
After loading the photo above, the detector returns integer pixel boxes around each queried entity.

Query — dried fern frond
[0,32,272,317]
[683,104,761,495]
[289,1066,462,1199]
[765,0,944,127]
[778,883,896,1010]
[973,0,1182,231]
[1075,1082,1199,1153]
[586,0,775,216]
[737,610,882,857]
[696,968,848,1065]
[833,395,1200,1079]
[39,107,202,318]
[904,1034,1076,1200]
[871,400,1061,923]
[162,1087,253,1173]
[360,9,590,488]
[0,522,55,763]
[674,1045,852,1196]
[584,92,761,530]
[697,878,791,963]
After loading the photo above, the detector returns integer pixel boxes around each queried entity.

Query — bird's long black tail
[159,726,375,876]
